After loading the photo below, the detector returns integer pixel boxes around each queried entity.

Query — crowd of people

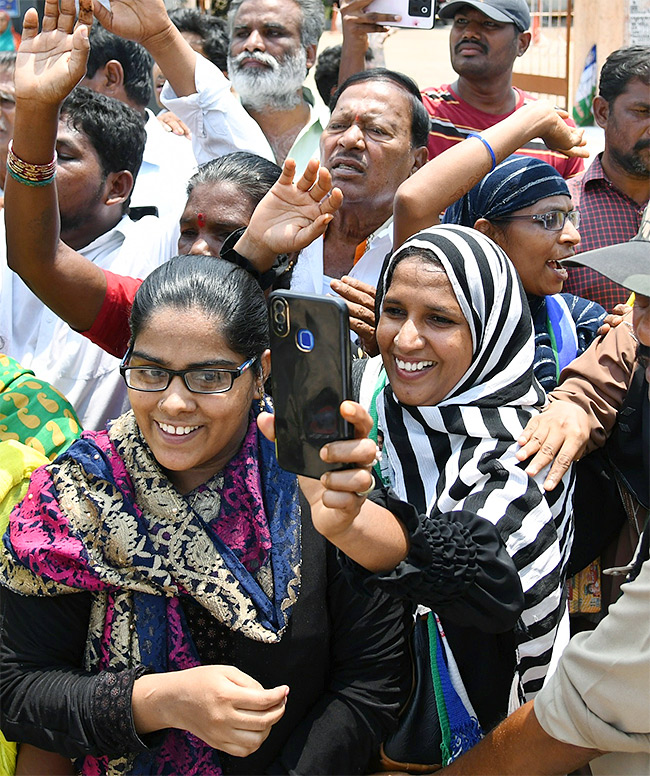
[0,0,647,773]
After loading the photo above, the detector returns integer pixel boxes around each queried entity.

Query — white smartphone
[365,0,435,29]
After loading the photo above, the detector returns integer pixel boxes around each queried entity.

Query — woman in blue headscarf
[393,99,607,392]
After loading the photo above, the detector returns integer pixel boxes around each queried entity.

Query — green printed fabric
[0,354,82,460]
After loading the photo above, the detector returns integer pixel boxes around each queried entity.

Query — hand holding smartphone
[269,292,354,479]
[364,0,435,29]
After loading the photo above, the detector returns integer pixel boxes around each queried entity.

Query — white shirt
[161,53,327,174]
[290,218,394,295]
[161,53,273,167]
[129,109,197,223]
[0,215,178,431]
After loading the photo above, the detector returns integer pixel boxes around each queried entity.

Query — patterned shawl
[375,225,574,700]
[0,403,301,775]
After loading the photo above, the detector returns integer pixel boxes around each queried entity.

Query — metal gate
[512,0,572,108]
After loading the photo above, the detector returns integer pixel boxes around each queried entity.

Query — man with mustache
[422,0,582,179]
[339,0,582,179]
[225,0,327,170]
[563,46,650,311]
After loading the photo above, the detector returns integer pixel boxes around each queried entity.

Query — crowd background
[0,0,647,773]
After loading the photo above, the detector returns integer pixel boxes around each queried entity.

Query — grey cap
[439,0,531,32]
[561,203,650,297]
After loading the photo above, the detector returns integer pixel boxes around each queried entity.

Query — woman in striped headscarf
[393,100,607,393]
[307,223,575,765]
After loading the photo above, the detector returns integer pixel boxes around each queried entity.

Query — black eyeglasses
[493,209,580,231]
[120,354,258,394]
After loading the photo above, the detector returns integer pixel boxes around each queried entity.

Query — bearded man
[226,0,327,168]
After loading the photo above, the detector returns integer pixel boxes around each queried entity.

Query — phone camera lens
[274,310,286,325]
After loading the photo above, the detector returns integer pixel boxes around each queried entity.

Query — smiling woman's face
[126,306,263,494]
[377,256,473,407]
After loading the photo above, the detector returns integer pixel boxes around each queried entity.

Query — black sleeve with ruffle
[338,488,525,634]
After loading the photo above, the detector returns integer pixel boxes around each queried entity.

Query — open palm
[92,0,171,46]
[246,159,344,258]
[15,0,92,106]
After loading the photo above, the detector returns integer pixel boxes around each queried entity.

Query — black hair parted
[86,25,154,107]
[60,87,146,213]
[130,255,270,368]
[330,68,430,149]
[599,45,650,105]
[187,151,282,207]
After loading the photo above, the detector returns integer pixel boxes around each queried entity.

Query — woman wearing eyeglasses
[0,255,410,775]
[393,99,608,392]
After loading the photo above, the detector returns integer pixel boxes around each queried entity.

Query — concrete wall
[571,0,650,105]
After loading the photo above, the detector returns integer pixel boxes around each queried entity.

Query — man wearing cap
[438,212,650,776]
[337,0,582,178]
[421,0,583,178]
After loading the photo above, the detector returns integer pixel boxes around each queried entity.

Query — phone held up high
[269,291,354,479]
[365,0,435,29]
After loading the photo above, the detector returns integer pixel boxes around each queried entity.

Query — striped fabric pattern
[376,226,574,698]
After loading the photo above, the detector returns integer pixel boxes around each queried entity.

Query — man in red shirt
[337,0,583,179]
[422,0,583,178]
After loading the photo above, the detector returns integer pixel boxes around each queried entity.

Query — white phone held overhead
[365,0,435,29]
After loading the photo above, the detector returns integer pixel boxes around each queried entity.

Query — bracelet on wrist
[219,228,295,291]
[466,132,497,172]
[6,140,57,187]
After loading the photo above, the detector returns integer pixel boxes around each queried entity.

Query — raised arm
[393,100,588,248]
[4,0,109,332]
[233,158,344,272]
[92,0,196,98]
[338,0,398,86]
[93,0,272,164]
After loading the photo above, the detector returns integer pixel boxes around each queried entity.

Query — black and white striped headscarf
[376,225,574,698]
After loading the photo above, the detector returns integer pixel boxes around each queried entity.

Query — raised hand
[15,0,92,106]
[537,101,589,158]
[258,400,378,537]
[340,0,398,40]
[92,0,173,47]
[234,158,344,271]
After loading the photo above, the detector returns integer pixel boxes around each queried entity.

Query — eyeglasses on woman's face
[493,209,580,231]
[120,354,258,394]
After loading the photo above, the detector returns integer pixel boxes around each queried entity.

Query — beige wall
[570,0,649,104]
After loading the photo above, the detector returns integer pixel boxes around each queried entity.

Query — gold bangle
[7,140,57,185]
